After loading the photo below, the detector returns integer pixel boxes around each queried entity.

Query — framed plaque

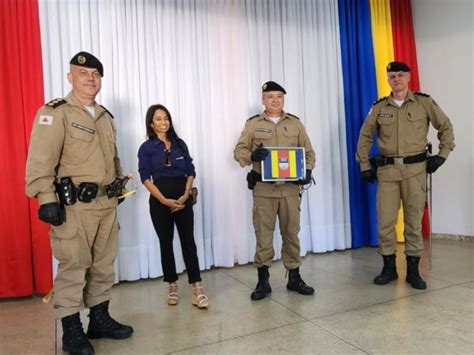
[261,147,306,182]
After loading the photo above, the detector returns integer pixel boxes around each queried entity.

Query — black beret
[262,81,286,94]
[386,61,410,73]
[70,51,104,77]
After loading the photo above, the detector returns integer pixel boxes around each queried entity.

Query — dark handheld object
[361,170,376,183]
[295,169,312,185]
[246,170,262,190]
[107,176,131,198]
[77,182,98,202]
[38,202,64,226]
[56,177,76,205]
[426,155,445,174]
[250,143,269,162]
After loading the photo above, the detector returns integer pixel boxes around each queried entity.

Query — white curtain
[39,0,351,281]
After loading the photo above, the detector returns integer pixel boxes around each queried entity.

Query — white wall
[413,0,473,236]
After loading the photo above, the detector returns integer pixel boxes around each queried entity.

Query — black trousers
[149,177,201,284]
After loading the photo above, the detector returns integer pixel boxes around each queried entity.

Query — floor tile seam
[216,269,255,289]
[306,320,370,354]
[166,319,308,354]
[308,283,460,322]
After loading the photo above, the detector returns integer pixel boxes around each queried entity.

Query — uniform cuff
[37,192,58,205]
[360,162,371,171]
[438,149,451,159]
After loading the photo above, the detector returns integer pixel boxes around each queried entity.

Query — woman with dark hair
[138,104,208,308]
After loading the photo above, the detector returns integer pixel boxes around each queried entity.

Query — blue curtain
[338,0,379,247]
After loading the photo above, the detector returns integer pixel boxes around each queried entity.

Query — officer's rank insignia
[39,115,53,125]
[46,98,67,109]
[78,55,86,64]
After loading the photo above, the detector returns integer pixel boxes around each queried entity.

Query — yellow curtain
[369,0,404,242]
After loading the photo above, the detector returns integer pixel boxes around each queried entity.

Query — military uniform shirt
[26,91,122,205]
[356,91,455,181]
[234,111,315,197]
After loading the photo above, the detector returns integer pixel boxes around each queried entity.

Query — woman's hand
[161,198,184,210]
[170,204,185,213]
[176,190,191,205]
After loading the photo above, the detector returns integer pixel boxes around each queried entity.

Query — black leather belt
[378,152,427,167]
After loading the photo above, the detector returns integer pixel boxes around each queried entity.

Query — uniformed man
[234,81,316,300]
[356,61,455,289]
[26,52,133,355]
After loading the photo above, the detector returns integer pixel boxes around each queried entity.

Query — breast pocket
[407,112,427,130]
[254,130,272,145]
[64,125,95,163]
[377,116,395,139]
[281,127,299,146]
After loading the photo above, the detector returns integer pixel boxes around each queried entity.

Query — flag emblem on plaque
[261,147,306,181]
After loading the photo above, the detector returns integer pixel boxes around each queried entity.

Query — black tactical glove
[296,169,312,185]
[426,155,446,174]
[360,170,376,183]
[250,143,269,162]
[38,202,64,226]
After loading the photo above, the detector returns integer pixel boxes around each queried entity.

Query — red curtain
[390,0,430,238]
[0,0,52,297]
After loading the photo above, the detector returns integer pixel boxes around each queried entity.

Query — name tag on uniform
[261,147,306,181]
[378,113,393,118]
[176,156,184,160]
[72,122,95,134]
[255,128,272,133]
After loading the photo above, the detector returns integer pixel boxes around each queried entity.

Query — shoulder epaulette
[45,98,67,109]
[100,105,115,119]
[414,91,430,97]
[287,113,300,120]
[246,114,259,121]
[372,96,388,106]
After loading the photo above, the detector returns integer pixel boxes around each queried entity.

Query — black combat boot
[61,313,94,355]
[286,268,314,295]
[87,301,134,339]
[250,266,272,300]
[374,254,398,285]
[406,256,427,289]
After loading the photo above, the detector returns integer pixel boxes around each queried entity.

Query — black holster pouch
[246,170,261,190]
[55,177,77,206]
[369,155,383,178]
[77,182,98,202]
[107,178,122,198]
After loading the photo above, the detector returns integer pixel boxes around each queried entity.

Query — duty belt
[377,152,427,167]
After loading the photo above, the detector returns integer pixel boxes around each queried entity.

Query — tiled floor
[1,239,473,354]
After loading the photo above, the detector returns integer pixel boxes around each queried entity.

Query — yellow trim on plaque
[271,150,279,177]
[289,150,296,177]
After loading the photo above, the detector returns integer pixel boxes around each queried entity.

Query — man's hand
[360,170,376,183]
[250,143,269,162]
[426,155,446,174]
[296,169,312,185]
[38,202,64,226]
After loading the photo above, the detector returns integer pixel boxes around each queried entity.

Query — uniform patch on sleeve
[39,115,53,125]
[72,122,95,134]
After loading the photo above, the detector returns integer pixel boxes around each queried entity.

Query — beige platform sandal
[191,282,209,308]
[167,283,179,305]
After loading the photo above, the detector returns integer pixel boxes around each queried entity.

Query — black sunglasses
[163,148,172,166]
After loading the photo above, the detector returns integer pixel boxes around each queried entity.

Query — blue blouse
[137,138,196,183]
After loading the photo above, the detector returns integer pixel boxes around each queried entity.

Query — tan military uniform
[26,91,122,319]
[234,111,315,268]
[356,91,455,256]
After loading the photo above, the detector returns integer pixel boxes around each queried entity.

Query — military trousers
[50,196,118,319]
[253,195,301,269]
[377,171,426,257]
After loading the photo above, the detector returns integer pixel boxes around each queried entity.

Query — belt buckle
[393,157,404,166]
